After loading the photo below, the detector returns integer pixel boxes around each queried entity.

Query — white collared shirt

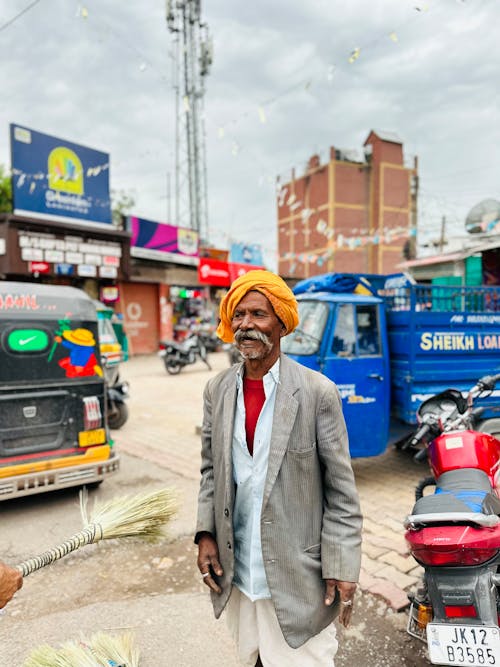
[232,358,280,600]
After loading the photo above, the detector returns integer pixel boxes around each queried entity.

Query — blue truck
[281,273,500,458]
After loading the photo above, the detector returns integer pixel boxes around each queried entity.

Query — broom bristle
[23,642,101,667]
[17,487,179,578]
[23,645,61,667]
[81,487,179,542]
[23,632,140,667]
[91,631,140,667]
[58,643,103,666]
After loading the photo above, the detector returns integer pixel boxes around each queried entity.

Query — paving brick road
[1,350,432,667]
[118,351,426,612]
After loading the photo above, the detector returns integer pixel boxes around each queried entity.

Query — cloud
[1,0,499,266]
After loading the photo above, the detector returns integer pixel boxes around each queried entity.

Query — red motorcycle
[404,373,500,666]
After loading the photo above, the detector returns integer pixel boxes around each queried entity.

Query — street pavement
[1,351,430,666]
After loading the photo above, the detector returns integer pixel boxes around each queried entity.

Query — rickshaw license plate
[78,428,106,447]
[427,623,500,665]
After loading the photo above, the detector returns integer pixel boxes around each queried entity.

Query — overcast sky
[1,0,499,269]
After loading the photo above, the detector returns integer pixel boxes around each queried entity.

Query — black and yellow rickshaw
[0,282,119,500]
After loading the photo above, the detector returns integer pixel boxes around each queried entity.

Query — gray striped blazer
[196,353,363,649]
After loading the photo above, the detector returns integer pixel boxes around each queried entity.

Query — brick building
[277,130,418,279]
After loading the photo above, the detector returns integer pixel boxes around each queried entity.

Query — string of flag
[67,0,442,210]
[11,166,112,210]
[12,163,110,184]
[210,4,431,152]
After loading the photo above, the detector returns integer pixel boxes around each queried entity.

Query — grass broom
[23,632,140,667]
[91,631,140,667]
[16,487,178,577]
[23,642,101,667]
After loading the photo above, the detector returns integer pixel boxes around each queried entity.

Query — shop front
[116,281,160,355]
[0,213,130,299]
[118,216,202,355]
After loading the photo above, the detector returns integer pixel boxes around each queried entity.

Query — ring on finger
[340,600,353,606]
[202,572,210,579]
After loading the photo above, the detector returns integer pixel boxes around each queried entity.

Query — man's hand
[197,533,223,594]
[0,561,23,609]
[324,579,356,628]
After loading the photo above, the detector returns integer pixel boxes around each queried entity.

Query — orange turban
[216,270,299,343]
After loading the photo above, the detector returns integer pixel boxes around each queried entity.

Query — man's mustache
[234,329,272,347]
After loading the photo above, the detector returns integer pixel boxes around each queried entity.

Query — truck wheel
[108,402,129,430]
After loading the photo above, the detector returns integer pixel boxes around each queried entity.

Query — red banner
[198,258,264,286]
[28,261,50,274]
[198,257,231,286]
[228,262,264,282]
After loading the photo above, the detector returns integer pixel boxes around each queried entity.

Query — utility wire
[0,0,42,33]
[75,0,171,87]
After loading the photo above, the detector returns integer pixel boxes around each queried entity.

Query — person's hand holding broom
[0,560,23,608]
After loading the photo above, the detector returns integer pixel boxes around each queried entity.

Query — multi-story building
[277,130,418,280]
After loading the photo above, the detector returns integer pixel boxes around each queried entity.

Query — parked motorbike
[158,333,212,375]
[100,353,129,430]
[197,328,222,353]
[403,373,500,666]
[106,376,130,430]
[96,302,130,430]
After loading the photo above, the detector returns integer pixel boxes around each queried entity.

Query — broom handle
[15,524,102,577]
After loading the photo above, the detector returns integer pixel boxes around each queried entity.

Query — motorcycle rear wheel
[165,358,182,374]
[108,401,129,430]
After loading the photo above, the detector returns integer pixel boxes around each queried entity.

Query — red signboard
[28,261,50,274]
[228,262,264,282]
[198,258,265,286]
[198,257,231,286]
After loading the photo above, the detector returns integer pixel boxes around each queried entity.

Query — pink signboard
[130,216,199,264]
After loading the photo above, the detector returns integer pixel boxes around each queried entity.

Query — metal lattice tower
[167,0,212,242]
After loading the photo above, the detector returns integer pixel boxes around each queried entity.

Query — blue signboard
[55,263,75,276]
[10,124,112,226]
[229,242,264,265]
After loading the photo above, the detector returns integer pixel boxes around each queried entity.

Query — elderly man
[0,560,22,609]
[196,270,362,667]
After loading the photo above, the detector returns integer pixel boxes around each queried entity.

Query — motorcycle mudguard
[477,418,500,438]
[425,563,499,626]
[107,387,127,403]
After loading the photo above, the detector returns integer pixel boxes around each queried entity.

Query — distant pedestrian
[196,269,362,666]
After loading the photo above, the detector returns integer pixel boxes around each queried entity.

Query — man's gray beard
[234,329,273,360]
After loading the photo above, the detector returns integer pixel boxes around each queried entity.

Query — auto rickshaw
[0,282,119,500]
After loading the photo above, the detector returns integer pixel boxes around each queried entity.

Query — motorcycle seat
[180,337,199,350]
[410,468,500,519]
[405,511,500,529]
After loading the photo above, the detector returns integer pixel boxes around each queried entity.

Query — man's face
[231,291,284,361]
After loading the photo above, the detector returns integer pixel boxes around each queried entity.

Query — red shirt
[243,377,265,456]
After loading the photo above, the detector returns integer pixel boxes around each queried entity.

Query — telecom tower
[167,0,212,242]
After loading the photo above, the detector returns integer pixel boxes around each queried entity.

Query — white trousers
[225,587,338,667]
